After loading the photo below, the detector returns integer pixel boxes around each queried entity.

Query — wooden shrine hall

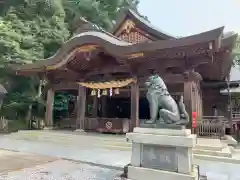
[15,9,238,133]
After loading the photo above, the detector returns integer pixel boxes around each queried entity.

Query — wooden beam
[133,56,211,73]
[46,69,83,82]
[84,65,131,77]
[138,74,185,84]
[51,82,78,91]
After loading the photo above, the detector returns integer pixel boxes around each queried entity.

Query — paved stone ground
[2,132,240,179]
[0,159,122,180]
[0,136,130,169]
[0,150,57,173]
[0,150,122,180]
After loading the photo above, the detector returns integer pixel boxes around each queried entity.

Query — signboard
[105,121,112,129]
[141,145,177,172]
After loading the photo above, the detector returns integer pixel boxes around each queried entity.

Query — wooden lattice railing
[196,116,226,139]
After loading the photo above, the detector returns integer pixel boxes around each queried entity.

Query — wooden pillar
[183,71,202,132]
[76,85,86,130]
[183,79,193,128]
[45,88,55,127]
[101,96,107,117]
[194,81,203,119]
[130,83,139,131]
[92,96,98,117]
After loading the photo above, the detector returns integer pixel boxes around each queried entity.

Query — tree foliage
[0,0,70,119]
[64,0,140,31]
[0,0,69,64]
[233,37,240,65]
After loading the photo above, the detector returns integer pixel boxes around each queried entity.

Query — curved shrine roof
[16,27,225,71]
[112,9,176,40]
[15,25,237,82]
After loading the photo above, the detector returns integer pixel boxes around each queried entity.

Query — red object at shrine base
[192,111,197,128]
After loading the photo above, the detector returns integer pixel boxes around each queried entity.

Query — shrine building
[15,9,238,133]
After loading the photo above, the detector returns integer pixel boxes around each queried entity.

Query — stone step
[194,144,226,152]
[21,137,127,145]
[195,138,227,151]
[5,131,132,150]
[6,131,235,158]
[7,136,132,148]
[194,147,232,158]
[10,130,126,142]
[7,135,233,157]
[5,138,131,152]
[7,132,117,142]
[9,132,227,151]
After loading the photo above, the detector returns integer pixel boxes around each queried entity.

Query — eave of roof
[15,27,224,74]
[218,33,238,80]
[112,8,176,40]
[220,87,240,94]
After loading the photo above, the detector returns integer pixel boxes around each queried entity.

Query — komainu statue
[144,74,189,126]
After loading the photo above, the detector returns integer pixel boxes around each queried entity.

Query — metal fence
[196,116,226,139]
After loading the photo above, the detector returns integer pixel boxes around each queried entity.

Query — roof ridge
[112,8,176,40]
[73,17,125,43]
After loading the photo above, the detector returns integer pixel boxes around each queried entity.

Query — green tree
[0,0,69,120]
[64,0,139,31]
[233,37,240,65]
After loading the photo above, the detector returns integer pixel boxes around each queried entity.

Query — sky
[138,0,239,37]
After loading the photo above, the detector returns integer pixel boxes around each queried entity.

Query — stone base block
[128,166,198,180]
[74,129,85,133]
[127,128,196,148]
[128,128,196,175]
[133,127,191,136]
[43,127,53,130]
[222,135,238,147]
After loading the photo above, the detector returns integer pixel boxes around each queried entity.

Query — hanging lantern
[91,89,96,96]
[114,88,120,95]
[109,88,113,96]
[97,89,101,98]
[102,89,107,96]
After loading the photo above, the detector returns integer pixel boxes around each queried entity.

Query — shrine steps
[194,138,232,158]
[5,130,237,159]
[5,130,132,151]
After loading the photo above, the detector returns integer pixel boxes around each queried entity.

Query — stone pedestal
[126,127,198,180]
[74,129,85,133]
[43,127,53,130]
